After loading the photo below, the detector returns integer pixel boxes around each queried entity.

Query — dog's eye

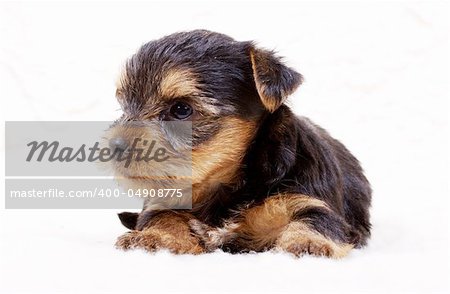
[169,102,193,120]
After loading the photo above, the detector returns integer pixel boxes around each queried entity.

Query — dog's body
[113,30,371,257]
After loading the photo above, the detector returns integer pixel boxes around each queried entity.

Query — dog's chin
[112,163,191,189]
[110,160,157,179]
[113,170,193,210]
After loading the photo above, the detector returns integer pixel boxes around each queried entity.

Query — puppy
[112,30,371,258]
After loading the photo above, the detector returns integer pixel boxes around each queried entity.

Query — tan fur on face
[159,68,199,99]
[191,117,258,204]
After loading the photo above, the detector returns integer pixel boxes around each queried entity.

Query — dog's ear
[249,47,303,113]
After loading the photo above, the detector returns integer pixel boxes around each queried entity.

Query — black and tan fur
[112,30,371,258]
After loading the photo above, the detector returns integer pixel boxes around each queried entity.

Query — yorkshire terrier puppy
[111,30,371,258]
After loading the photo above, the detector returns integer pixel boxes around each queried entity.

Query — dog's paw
[189,219,239,251]
[274,221,353,258]
[115,229,204,254]
[115,230,158,251]
[278,237,353,258]
[284,239,333,257]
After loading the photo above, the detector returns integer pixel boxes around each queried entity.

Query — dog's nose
[109,137,129,153]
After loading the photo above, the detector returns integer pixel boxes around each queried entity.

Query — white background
[0,1,449,293]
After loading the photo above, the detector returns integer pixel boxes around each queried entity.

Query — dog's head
[110,30,302,202]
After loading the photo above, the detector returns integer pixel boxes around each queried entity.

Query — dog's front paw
[115,229,204,255]
[115,230,159,251]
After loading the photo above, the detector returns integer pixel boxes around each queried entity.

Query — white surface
[0,1,449,293]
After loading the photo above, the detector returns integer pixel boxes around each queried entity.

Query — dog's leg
[190,194,354,257]
[116,210,204,254]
